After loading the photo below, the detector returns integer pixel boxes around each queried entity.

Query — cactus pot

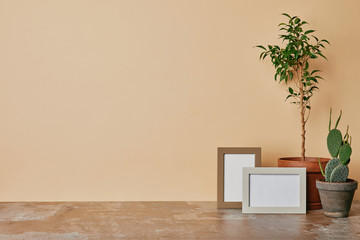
[278,157,330,210]
[316,179,358,218]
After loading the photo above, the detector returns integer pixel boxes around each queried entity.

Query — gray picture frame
[242,167,306,214]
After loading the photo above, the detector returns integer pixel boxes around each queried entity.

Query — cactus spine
[320,109,352,182]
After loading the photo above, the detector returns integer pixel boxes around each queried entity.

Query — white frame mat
[242,167,306,214]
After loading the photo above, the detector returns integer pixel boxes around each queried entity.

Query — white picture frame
[217,147,261,208]
[242,167,306,214]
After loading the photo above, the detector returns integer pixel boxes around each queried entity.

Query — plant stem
[299,67,306,161]
[300,98,306,161]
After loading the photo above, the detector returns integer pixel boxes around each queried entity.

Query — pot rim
[278,157,330,173]
[316,178,358,183]
[316,178,358,191]
[278,157,330,162]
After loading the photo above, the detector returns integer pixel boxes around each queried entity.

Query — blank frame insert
[224,154,255,202]
[242,167,306,214]
[249,174,300,207]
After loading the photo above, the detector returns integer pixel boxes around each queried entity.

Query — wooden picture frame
[217,147,261,208]
[242,167,306,214]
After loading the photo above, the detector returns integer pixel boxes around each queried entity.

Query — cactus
[324,158,340,182]
[339,144,352,165]
[320,109,352,182]
[327,129,342,157]
[330,164,349,182]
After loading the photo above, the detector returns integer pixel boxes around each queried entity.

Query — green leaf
[320,39,330,45]
[300,35,309,41]
[311,70,321,75]
[306,105,311,109]
[294,51,299,60]
[309,86,319,91]
[329,108,332,131]
[318,158,325,177]
[304,61,309,70]
[259,52,264,60]
[317,52,328,60]
[256,45,266,51]
[294,18,300,24]
[310,52,317,58]
[343,125,349,142]
[282,13,291,18]
[304,30,315,35]
[335,110,342,129]
[289,87,294,94]
[312,35,319,42]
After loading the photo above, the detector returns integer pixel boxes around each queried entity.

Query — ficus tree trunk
[297,65,306,161]
[299,76,306,161]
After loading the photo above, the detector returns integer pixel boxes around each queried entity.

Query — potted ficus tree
[256,13,330,209]
[316,109,358,217]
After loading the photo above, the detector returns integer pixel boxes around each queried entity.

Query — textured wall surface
[0,0,359,201]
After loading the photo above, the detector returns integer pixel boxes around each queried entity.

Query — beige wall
[0,0,359,201]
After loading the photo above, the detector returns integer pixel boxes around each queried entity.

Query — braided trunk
[298,66,306,161]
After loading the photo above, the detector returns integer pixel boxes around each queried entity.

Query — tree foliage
[256,13,329,112]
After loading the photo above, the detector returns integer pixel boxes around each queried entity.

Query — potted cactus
[316,109,358,218]
[256,13,330,210]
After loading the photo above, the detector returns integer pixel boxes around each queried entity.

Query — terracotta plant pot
[278,157,330,210]
[316,179,358,218]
